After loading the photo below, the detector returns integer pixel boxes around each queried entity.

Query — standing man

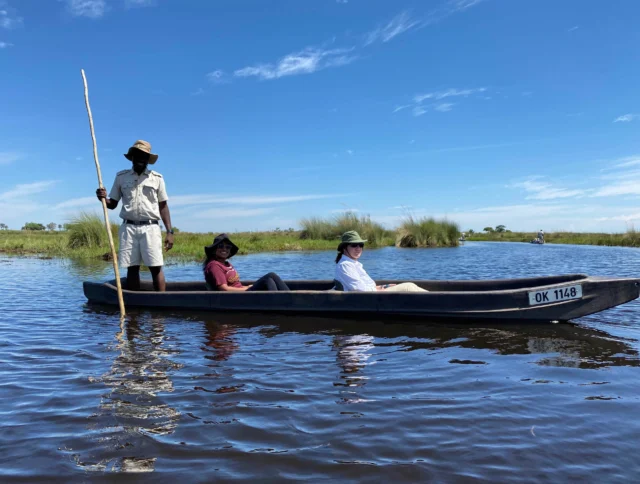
[96,140,174,291]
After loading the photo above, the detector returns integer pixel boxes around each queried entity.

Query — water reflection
[76,314,182,473]
[64,257,112,280]
[84,305,640,372]
[184,313,640,370]
[203,321,239,362]
[332,335,375,404]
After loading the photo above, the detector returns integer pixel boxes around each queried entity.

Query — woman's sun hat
[124,140,159,164]
[205,233,239,258]
[337,230,368,252]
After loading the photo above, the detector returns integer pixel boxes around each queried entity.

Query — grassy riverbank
[467,230,640,247]
[0,228,340,260]
[0,213,460,260]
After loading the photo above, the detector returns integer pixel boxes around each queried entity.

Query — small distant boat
[83,274,640,323]
[531,238,545,244]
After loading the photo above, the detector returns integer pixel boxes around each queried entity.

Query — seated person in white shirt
[334,231,427,292]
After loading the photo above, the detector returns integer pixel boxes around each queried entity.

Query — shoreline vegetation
[466,230,640,247]
[0,213,460,261]
[1,213,638,261]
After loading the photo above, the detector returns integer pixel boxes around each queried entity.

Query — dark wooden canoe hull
[83,274,640,322]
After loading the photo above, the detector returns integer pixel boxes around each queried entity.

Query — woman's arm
[376,284,397,291]
[217,283,250,292]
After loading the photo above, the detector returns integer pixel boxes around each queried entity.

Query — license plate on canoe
[528,285,582,306]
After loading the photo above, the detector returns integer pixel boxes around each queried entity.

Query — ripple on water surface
[1,243,640,481]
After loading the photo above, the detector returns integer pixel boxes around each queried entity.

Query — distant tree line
[464,225,511,234]
[19,222,67,231]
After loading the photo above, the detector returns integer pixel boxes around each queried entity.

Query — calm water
[2,242,640,482]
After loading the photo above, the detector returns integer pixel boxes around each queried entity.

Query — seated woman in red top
[203,234,290,292]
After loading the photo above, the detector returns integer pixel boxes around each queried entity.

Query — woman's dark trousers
[247,272,290,291]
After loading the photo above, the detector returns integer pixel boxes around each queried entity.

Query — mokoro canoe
[83,274,640,322]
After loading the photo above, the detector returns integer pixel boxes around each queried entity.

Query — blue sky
[1,0,639,233]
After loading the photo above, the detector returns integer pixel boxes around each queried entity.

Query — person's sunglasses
[218,244,233,250]
[349,243,364,248]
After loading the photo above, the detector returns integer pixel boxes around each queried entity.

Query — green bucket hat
[337,230,368,252]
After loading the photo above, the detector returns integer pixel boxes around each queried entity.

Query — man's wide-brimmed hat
[337,230,368,252]
[124,140,158,164]
[205,233,239,258]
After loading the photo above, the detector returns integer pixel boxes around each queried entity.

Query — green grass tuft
[66,213,118,249]
[300,212,395,247]
[396,216,460,248]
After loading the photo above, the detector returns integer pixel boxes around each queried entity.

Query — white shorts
[118,223,164,268]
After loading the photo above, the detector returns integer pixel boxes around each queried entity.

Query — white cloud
[509,178,585,200]
[54,196,97,210]
[331,208,359,213]
[232,3,482,84]
[613,155,640,169]
[234,46,357,81]
[0,180,57,201]
[191,87,204,96]
[592,155,640,196]
[597,212,640,222]
[0,151,23,165]
[364,2,484,46]
[449,0,484,11]
[592,180,640,197]
[434,102,454,112]
[614,113,638,123]
[412,105,427,117]
[398,87,487,116]
[0,201,46,227]
[170,193,344,207]
[364,10,420,45]
[66,0,107,19]
[0,4,22,29]
[0,41,12,48]
[346,149,353,155]
[414,87,487,103]
[206,70,227,84]
[125,0,154,7]
[408,202,613,233]
[393,104,411,113]
[192,207,276,219]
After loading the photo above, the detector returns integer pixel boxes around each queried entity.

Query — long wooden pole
[81,69,126,320]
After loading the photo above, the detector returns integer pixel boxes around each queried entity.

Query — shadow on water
[72,314,183,473]
[85,303,640,371]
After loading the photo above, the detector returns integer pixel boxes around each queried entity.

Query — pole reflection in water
[75,314,182,473]
[332,334,375,404]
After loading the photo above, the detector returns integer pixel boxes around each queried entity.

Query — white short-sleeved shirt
[335,255,377,292]
[108,168,168,222]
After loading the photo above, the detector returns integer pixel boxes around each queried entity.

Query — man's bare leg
[127,266,141,291]
[149,266,166,292]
